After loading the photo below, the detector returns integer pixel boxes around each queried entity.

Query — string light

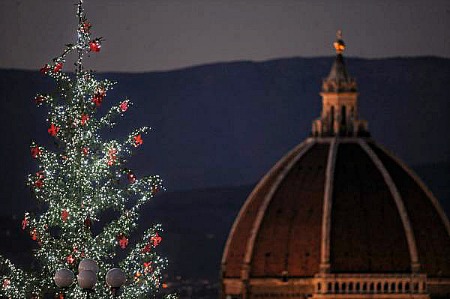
[0,0,174,298]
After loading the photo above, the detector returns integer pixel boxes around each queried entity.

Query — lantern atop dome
[312,31,368,137]
[333,30,346,54]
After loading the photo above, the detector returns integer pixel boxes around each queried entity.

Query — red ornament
[54,62,63,73]
[34,95,45,105]
[61,209,69,222]
[31,146,41,159]
[89,40,101,52]
[92,96,102,107]
[66,254,75,264]
[2,279,10,289]
[107,148,117,166]
[150,233,162,247]
[143,261,152,274]
[92,89,106,107]
[142,244,151,253]
[152,186,160,194]
[118,234,129,249]
[81,114,90,125]
[98,88,106,97]
[81,21,92,33]
[119,100,129,112]
[40,64,50,74]
[48,123,60,136]
[34,171,45,188]
[133,134,143,147]
[84,216,91,226]
[82,147,89,156]
[21,217,29,230]
[36,171,45,180]
[127,172,136,184]
[30,228,38,241]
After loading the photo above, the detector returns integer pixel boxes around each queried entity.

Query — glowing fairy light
[0,0,173,298]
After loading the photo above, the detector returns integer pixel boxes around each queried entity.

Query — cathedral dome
[220,33,450,299]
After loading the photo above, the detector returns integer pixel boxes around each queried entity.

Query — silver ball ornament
[106,268,126,288]
[77,270,97,289]
[54,268,74,288]
[78,258,99,273]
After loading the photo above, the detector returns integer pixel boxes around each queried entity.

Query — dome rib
[359,139,420,271]
[374,143,450,237]
[250,142,329,277]
[221,138,314,278]
[243,139,316,271]
[319,138,338,272]
[329,141,412,272]
[369,142,450,277]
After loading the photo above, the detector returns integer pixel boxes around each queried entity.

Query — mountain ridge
[0,56,449,213]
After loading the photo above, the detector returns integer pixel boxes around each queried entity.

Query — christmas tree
[0,1,173,298]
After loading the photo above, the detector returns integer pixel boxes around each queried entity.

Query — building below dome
[220,32,450,299]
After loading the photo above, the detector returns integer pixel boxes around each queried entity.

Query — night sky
[1,0,449,72]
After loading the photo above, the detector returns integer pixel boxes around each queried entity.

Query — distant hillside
[0,56,449,215]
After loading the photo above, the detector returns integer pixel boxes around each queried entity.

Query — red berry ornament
[34,176,44,189]
[151,233,162,247]
[81,114,90,125]
[36,171,45,180]
[128,172,136,184]
[92,97,102,107]
[143,262,152,274]
[34,95,45,105]
[134,134,143,147]
[92,88,106,107]
[61,209,69,222]
[82,147,89,156]
[107,148,117,166]
[84,217,92,229]
[31,146,41,159]
[34,180,43,188]
[89,40,101,52]
[66,254,75,264]
[34,171,45,189]
[54,62,63,72]
[40,64,50,74]
[142,244,151,253]
[81,21,92,33]
[21,217,29,230]
[120,100,129,112]
[118,234,129,249]
[2,279,10,289]
[30,228,38,241]
[48,123,60,136]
